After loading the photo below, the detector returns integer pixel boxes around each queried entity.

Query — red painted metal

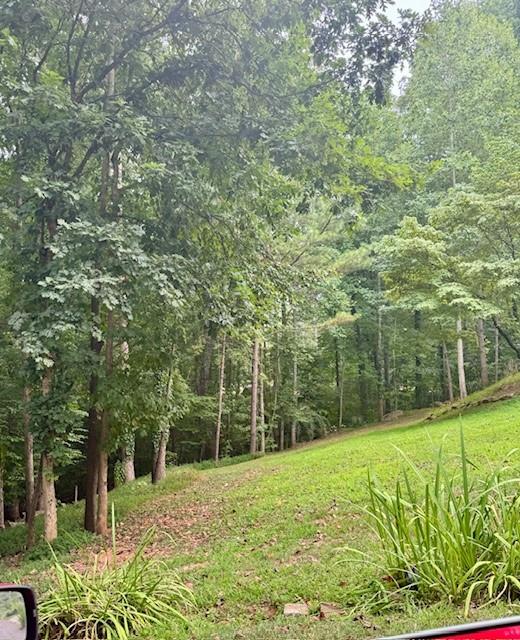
[439,627,520,639]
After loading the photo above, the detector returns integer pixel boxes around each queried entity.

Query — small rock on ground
[283,603,309,616]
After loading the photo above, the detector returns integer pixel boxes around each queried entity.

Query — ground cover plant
[39,526,194,640]
[363,429,520,614]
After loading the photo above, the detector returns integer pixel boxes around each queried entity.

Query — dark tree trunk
[96,309,114,537]
[0,465,4,530]
[250,337,259,454]
[23,385,36,546]
[495,324,500,382]
[456,316,468,399]
[84,296,102,532]
[214,333,227,462]
[259,342,266,454]
[355,322,368,421]
[197,328,215,396]
[476,318,489,388]
[442,342,454,403]
[290,312,298,448]
[414,310,423,408]
[377,277,385,421]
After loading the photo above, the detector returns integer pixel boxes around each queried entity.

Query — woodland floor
[3,378,520,639]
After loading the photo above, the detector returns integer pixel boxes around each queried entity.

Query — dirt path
[72,468,258,571]
[71,409,436,572]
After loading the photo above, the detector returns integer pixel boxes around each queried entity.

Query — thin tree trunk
[279,419,284,452]
[335,335,344,427]
[0,464,4,530]
[250,337,259,454]
[492,316,520,360]
[259,342,266,454]
[87,59,116,531]
[119,330,134,482]
[414,310,422,408]
[442,342,454,403]
[495,324,500,382]
[271,332,281,449]
[23,386,35,536]
[197,329,214,396]
[355,321,368,421]
[96,309,114,536]
[84,296,101,532]
[23,387,34,513]
[41,366,57,542]
[95,429,108,536]
[214,334,227,462]
[42,452,57,542]
[456,317,467,399]
[339,371,344,428]
[476,318,489,388]
[153,345,176,483]
[377,277,385,420]
[94,59,118,537]
[290,315,298,448]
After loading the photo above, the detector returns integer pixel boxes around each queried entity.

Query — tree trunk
[271,332,281,450]
[259,342,266,454]
[153,345,175,483]
[476,318,489,388]
[290,337,298,449]
[84,296,102,532]
[23,385,36,545]
[377,278,385,421]
[6,499,20,522]
[334,336,342,426]
[214,333,227,462]
[41,366,57,542]
[495,324,500,382]
[95,426,109,536]
[42,452,57,542]
[0,464,4,530]
[279,419,284,452]
[456,317,468,399]
[250,337,259,454]
[414,310,423,408]
[96,308,114,536]
[339,374,344,428]
[442,342,454,403]
[119,332,134,482]
[121,443,135,482]
[197,329,214,396]
[355,321,368,421]
[152,430,168,484]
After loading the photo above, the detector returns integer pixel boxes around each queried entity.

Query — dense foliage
[1,0,520,547]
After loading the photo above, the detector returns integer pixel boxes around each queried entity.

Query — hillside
[2,394,520,639]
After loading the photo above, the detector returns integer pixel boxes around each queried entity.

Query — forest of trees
[1,0,520,546]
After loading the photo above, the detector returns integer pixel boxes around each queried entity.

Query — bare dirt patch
[72,468,259,571]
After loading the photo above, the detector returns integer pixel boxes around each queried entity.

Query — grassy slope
[2,397,520,639]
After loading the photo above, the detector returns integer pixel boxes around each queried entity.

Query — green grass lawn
[3,398,520,639]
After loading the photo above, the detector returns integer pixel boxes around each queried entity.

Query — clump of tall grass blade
[39,525,194,639]
[361,429,520,615]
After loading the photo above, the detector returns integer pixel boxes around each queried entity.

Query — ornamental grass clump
[39,526,194,640]
[365,429,520,614]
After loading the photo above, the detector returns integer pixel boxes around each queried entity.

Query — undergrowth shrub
[39,527,194,639]
[356,429,520,614]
